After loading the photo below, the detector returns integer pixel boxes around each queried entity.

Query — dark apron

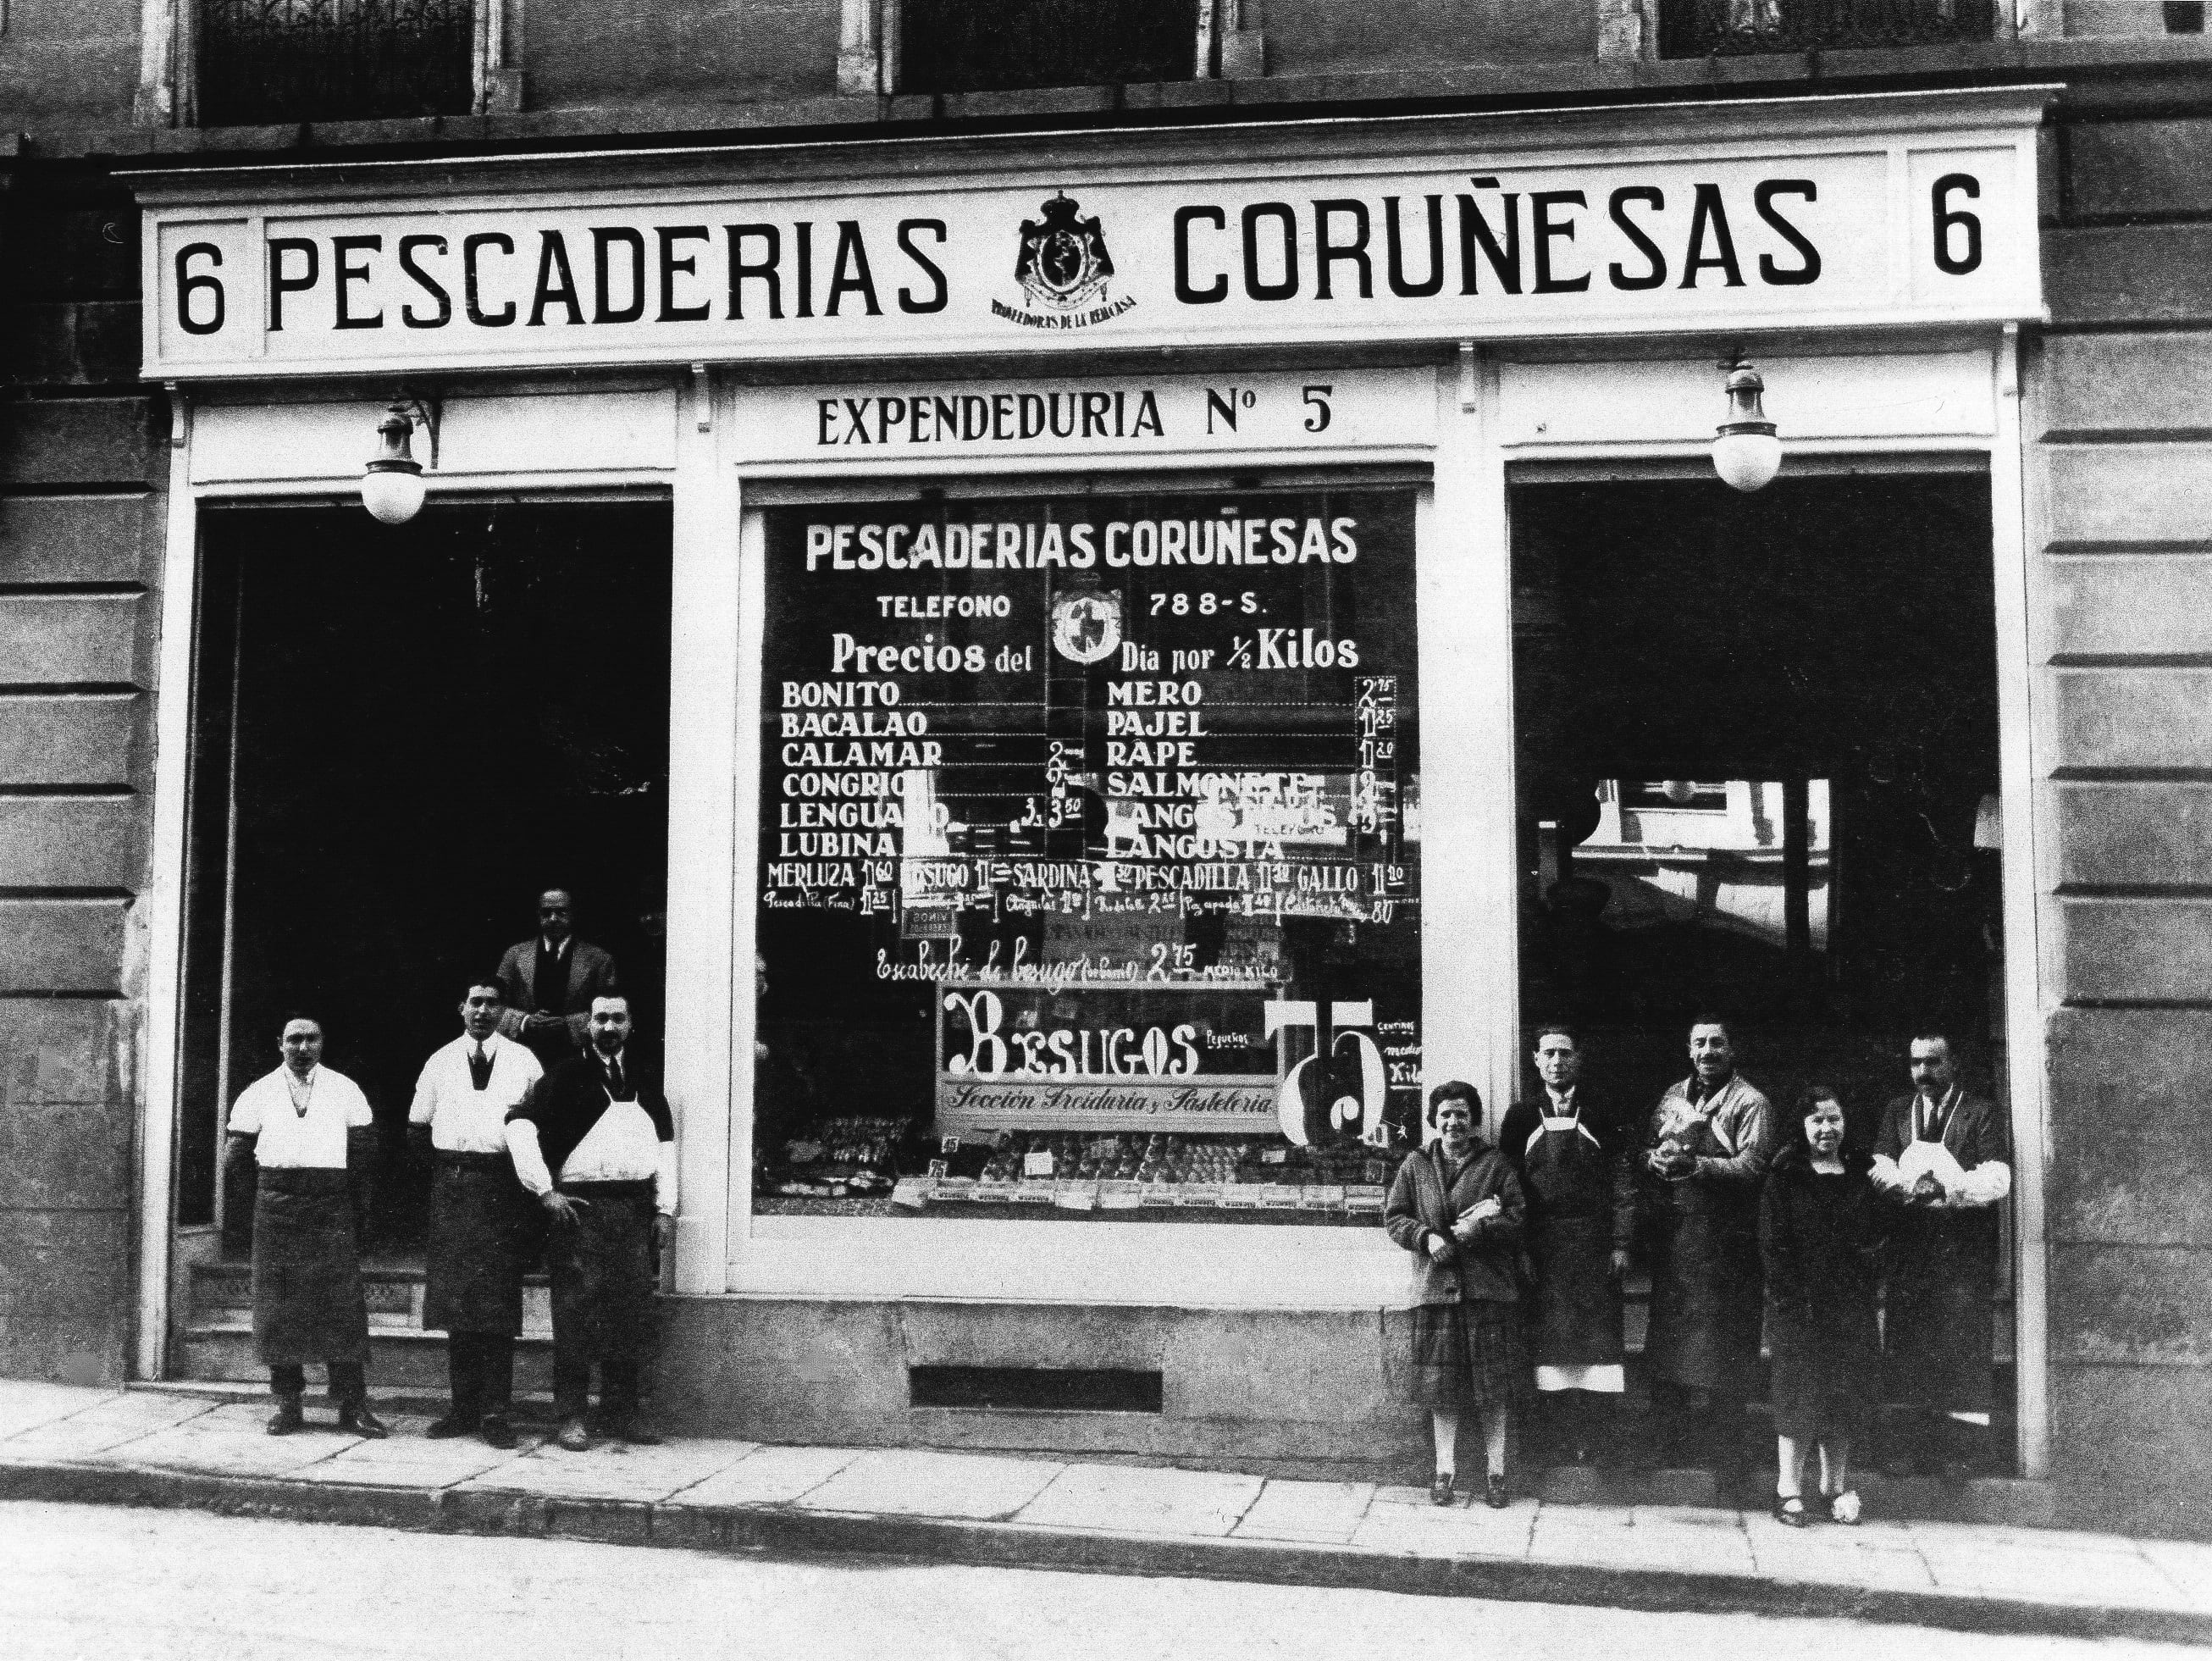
[1886,1202,1999,1414]
[1524,1115,1623,1370]
[547,1180,656,1365]
[1646,1160,1763,1395]
[423,1150,531,1337]
[251,1167,369,1367]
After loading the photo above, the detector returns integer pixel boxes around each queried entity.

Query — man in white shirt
[1872,1030,2012,1479]
[224,1015,388,1437]
[506,994,676,1450]
[408,980,545,1448]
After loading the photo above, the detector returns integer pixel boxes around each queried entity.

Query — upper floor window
[899,0,1201,94]
[1657,0,1996,57]
[197,0,476,126]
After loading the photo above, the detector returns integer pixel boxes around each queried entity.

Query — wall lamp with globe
[361,394,441,525]
[1712,357,1782,493]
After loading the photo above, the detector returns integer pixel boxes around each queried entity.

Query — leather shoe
[337,1404,390,1440]
[266,1401,305,1437]
[556,1417,592,1452]
[423,1415,478,1440]
[1485,1473,1511,1510]
[1428,1472,1455,1507]
[479,1415,518,1451]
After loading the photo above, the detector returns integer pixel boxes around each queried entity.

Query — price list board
[755,487,1424,1215]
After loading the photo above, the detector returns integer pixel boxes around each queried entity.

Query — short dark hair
[590,992,631,1013]
[1530,1021,1579,1051]
[279,1011,323,1037]
[1429,1079,1482,1116]
[1796,1082,1844,1117]
[464,979,504,1000]
[1909,1029,1955,1055]
[1688,1012,1733,1040]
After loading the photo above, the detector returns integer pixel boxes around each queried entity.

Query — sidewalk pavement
[1,1380,2205,1643]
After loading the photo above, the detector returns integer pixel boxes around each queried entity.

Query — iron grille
[900,0,1200,94]
[1659,0,1996,55]
[197,0,475,126]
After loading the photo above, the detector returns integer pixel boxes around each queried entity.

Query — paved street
[3,1381,2209,1643]
[2,1499,2194,1661]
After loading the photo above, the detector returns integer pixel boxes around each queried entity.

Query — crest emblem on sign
[1049,590,1122,665]
[1015,192,1115,313]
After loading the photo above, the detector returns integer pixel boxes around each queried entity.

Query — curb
[2,1458,2203,1645]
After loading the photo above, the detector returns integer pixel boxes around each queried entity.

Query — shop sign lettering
[142,120,2041,378]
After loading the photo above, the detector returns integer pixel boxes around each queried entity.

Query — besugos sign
[138,96,2045,380]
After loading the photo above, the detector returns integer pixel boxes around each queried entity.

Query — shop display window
[752,485,1423,1222]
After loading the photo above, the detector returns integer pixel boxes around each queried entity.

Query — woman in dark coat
[1758,1085,1886,1525]
[1385,1081,1528,1509]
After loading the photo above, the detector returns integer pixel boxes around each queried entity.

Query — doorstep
[0,1381,2201,1643]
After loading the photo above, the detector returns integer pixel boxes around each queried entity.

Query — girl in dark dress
[1385,1082,1529,1509]
[1758,1085,1886,1525]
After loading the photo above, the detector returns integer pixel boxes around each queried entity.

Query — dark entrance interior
[1512,470,2013,1465]
[175,501,672,1253]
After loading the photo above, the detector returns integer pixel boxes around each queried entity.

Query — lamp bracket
[393,390,442,470]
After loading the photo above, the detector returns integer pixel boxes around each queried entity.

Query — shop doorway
[1511,470,2013,1464]
[173,501,673,1256]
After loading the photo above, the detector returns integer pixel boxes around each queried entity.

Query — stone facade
[3,0,2210,1536]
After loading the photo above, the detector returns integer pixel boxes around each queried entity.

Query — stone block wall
[653,1298,1429,1477]
[0,166,161,1385]
[2033,101,2212,1537]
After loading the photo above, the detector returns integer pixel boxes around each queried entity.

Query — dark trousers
[446,1332,517,1422]
[553,1333,639,1423]
[270,1361,366,1408]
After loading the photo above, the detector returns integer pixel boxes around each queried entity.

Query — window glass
[754,486,1423,1223]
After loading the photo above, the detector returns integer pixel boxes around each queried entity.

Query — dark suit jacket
[1872,1088,2008,1265]
[509,1051,673,1187]
[494,937,621,1060]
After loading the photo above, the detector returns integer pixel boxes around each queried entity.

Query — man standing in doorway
[224,1015,389,1437]
[495,888,621,1071]
[1641,1015,1773,1475]
[506,993,676,1451]
[1872,1030,2011,1480]
[1501,1022,1636,1466]
[408,980,545,1448]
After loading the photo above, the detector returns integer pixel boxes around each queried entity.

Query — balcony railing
[900,0,1201,95]
[197,0,474,127]
[1659,0,1996,56]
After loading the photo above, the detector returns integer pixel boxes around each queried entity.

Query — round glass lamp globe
[362,466,427,525]
[1712,429,1782,493]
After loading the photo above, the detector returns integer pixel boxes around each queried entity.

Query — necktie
[607,1057,628,1099]
[469,1044,492,1091]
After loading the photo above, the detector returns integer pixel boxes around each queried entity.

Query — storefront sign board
[138,99,2044,380]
